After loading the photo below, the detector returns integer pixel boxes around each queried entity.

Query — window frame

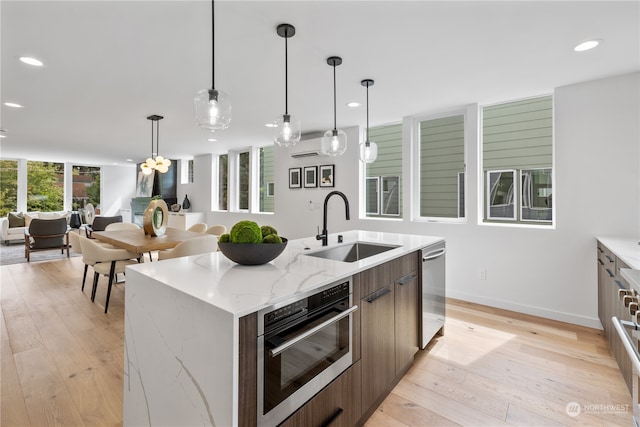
[480,94,555,227]
[412,109,467,223]
[365,176,380,215]
[486,169,517,221]
[520,167,552,223]
[380,176,401,217]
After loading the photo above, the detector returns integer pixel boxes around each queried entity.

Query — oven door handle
[612,316,640,373]
[269,305,359,357]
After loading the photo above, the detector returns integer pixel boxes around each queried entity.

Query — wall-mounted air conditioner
[290,137,324,158]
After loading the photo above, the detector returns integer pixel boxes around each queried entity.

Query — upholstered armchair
[24,218,69,262]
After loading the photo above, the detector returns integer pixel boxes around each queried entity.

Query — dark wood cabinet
[360,284,396,412]
[240,251,421,427]
[279,361,362,427]
[359,252,420,417]
[395,271,419,374]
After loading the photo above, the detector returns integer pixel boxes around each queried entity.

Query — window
[521,168,552,221]
[27,161,64,212]
[482,95,553,224]
[0,160,18,216]
[238,151,250,210]
[457,172,465,218]
[365,177,380,215]
[72,165,100,210]
[259,146,274,213]
[418,114,465,219]
[381,176,400,216]
[487,170,516,220]
[218,154,228,210]
[365,124,403,218]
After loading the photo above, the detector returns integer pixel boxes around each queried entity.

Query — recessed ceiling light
[208,138,217,142]
[265,123,277,128]
[574,40,601,52]
[4,102,24,108]
[347,102,361,108]
[126,158,134,162]
[0,135,6,138]
[19,56,44,66]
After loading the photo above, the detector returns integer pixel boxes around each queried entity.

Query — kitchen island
[123,230,443,427]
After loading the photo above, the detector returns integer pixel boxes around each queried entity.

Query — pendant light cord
[156,119,160,156]
[366,84,370,142]
[332,63,337,130]
[211,0,215,90]
[284,28,288,115]
[150,119,154,157]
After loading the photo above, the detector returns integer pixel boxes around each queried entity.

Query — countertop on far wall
[622,269,640,293]
[126,229,443,318]
[597,236,640,270]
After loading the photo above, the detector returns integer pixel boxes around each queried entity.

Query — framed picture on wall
[303,166,318,188]
[289,168,301,188]
[319,164,335,187]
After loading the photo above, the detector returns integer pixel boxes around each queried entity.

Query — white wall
[187,72,639,328]
[101,164,137,216]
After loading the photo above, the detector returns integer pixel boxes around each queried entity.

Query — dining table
[92,228,205,256]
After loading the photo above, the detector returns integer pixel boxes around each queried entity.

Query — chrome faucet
[316,191,350,246]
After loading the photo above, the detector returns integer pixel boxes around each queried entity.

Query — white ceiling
[1,1,638,166]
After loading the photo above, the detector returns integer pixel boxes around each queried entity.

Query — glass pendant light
[140,115,171,175]
[273,24,301,147]
[194,0,231,131]
[359,79,378,163]
[321,56,347,156]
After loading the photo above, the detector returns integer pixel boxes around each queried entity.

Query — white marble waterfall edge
[124,269,236,427]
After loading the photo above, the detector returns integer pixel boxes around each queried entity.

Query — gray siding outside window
[419,115,465,218]
[366,124,403,217]
[259,146,274,213]
[482,96,553,223]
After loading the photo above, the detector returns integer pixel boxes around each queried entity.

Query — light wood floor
[1,257,632,426]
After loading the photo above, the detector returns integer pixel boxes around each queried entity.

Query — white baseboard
[446,289,603,330]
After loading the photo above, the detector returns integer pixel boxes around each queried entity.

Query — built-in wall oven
[257,277,356,427]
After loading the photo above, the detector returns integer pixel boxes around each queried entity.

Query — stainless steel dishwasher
[420,241,446,349]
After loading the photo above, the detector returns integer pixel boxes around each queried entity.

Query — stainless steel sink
[304,241,400,263]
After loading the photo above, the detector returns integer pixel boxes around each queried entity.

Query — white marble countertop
[597,236,640,270]
[127,230,442,318]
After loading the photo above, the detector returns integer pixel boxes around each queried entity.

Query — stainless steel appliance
[257,277,356,427]
[612,317,640,426]
[420,242,446,349]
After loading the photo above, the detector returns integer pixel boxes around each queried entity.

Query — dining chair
[186,223,208,233]
[105,222,141,231]
[205,224,227,236]
[79,234,139,313]
[86,215,123,238]
[69,230,93,291]
[157,235,218,260]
